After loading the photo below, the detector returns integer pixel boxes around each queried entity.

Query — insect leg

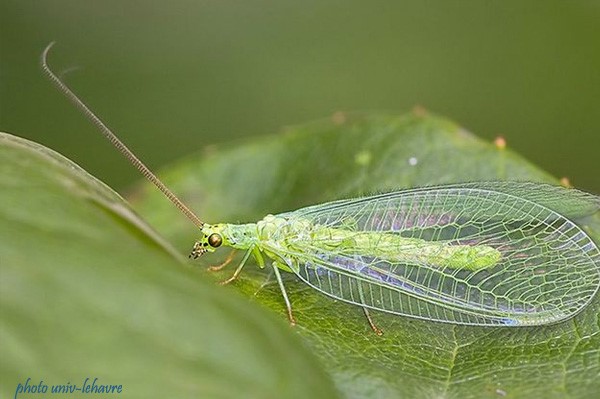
[271,263,296,326]
[362,307,383,336]
[357,284,383,335]
[252,246,265,267]
[208,250,237,271]
[219,248,253,285]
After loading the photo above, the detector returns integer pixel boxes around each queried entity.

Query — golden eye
[208,233,222,248]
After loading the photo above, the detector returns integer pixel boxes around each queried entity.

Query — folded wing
[276,183,600,326]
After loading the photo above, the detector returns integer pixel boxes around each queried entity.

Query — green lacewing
[41,43,600,330]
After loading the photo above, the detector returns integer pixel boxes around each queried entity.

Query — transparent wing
[275,182,600,326]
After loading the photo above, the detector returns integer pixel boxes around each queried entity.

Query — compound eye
[207,233,223,248]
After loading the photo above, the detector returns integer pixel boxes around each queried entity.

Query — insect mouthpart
[189,242,208,259]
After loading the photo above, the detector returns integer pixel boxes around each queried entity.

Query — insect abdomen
[312,227,501,271]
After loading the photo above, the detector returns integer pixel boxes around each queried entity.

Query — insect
[41,42,600,333]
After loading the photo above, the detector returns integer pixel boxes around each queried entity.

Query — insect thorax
[225,214,307,249]
[220,223,258,249]
[225,214,296,246]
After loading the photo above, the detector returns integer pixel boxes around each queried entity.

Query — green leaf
[0,133,339,399]
[133,112,600,399]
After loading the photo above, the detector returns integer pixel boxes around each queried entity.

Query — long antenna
[41,42,205,229]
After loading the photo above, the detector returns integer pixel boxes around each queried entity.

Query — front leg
[219,248,253,285]
[208,250,237,271]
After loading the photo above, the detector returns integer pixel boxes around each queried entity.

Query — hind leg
[272,262,296,326]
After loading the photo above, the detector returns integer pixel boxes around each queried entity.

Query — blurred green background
[1,0,599,193]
